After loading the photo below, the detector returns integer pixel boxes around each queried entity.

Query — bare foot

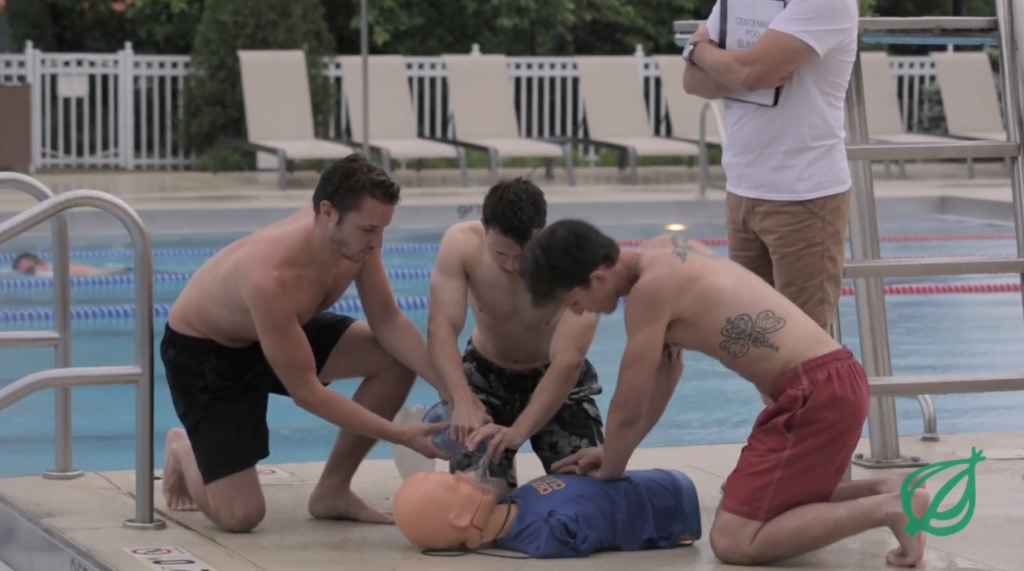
[308,486,393,524]
[884,489,930,567]
[162,428,197,511]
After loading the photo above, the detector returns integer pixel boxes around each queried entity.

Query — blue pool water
[1,216,1023,478]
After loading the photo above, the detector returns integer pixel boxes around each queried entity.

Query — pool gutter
[0,492,112,571]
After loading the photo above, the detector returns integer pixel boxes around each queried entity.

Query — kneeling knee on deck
[709,520,764,566]
[211,497,267,533]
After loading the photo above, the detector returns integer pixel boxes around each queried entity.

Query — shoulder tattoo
[670,233,717,264]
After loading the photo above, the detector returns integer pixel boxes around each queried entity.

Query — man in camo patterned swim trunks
[427,178,605,491]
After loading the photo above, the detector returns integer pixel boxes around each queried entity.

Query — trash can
[0,84,32,171]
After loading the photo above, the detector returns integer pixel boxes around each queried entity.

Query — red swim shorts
[720,346,870,522]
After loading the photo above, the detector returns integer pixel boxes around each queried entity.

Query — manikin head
[393,471,503,551]
[480,178,547,274]
[311,153,401,263]
[12,253,47,276]
[520,219,626,315]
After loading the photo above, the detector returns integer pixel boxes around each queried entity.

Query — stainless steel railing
[698,100,727,197]
[673,11,1024,456]
[0,173,76,480]
[843,10,1024,468]
[0,187,165,530]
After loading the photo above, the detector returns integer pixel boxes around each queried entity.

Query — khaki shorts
[726,190,850,329]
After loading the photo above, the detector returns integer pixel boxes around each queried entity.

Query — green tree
[124,0,205,54]
[183,0,336,162]
[325,0,706,56]
[5,0,129,52]
[4,0,56,51]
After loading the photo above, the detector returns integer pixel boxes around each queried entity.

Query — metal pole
[844,53,924,469]
[998,0,1024,328]
[360,0,370,157]
[46,195,76,481]
[0,172,80,480]
[0,189,165,530]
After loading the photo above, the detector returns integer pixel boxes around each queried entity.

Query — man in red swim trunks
[519,219,932,568]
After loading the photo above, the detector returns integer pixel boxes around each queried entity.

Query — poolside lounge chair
[654,55,726,191]
[339,55,469,187]
[440,54,576,186]
[931,51,1008,143]
[654,56,726,148]
[573,56,702,185]
[858,51,964,178]
[216,50,357,190]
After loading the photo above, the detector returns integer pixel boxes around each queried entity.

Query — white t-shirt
[705,0,859,201]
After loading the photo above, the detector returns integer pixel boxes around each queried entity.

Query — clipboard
[718,0,787,107]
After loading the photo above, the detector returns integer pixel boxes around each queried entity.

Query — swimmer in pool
[12,252,126,277]
[158,153,453,533]
[12,252,176,278]
[427,178,604,493]
[393,468,701,558]
[517,219,931,568]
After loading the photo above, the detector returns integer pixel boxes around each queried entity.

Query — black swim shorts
[450,339,605,488]
[160,311,356,485]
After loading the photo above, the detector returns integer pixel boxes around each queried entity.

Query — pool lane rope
[0,254,1016,291]
[0,231,1017,265]
[0,282,1020,323]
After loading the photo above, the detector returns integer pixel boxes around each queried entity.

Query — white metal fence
[0,41,942,171]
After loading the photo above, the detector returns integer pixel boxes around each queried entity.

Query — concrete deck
[1,432,1021,570]
[1,161,1016,211]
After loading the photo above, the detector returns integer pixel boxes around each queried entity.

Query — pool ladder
[675,3,1024,469]
[0,172,165,530]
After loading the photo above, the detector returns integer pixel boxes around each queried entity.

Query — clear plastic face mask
[465,458,505,494]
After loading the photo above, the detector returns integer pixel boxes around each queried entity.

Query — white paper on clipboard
[718,0,787,107]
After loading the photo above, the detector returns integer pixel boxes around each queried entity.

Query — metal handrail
[842,2,1024,467]
[0,173,76,480]
[697,100,727,198]
[0,189,165,530]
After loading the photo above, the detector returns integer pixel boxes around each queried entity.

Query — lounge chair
[440,54,576,185]
[654,55,727,191]
[339,55,469,187]
[931,51,1008,143]
[859,50,964,178]
[573,56,702,185]
[216,49,357,190]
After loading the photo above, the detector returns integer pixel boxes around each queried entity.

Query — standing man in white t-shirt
[681,0,860,403]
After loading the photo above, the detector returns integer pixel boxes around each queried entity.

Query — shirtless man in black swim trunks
[159,154,452,532]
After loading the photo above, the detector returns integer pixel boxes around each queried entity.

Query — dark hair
[481,177,547,248]
[12,252,41,271]
[312,153,401,220]
[520,219,619,306]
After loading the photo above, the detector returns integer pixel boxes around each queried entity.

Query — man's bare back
[169,207,361,347]
[522,220,925,569]
[631,234,842,396]
[449,221,566,369]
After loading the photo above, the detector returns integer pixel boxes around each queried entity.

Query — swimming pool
[1,215,1023,478]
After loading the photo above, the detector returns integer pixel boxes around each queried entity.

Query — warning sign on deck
[124,546,219,571]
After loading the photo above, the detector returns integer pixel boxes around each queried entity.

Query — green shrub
[183,0,335,166]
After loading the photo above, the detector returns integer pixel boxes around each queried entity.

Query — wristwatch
[682,39,706,63]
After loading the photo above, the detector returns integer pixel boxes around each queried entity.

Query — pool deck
[1,161,1017,211]
[1,432,1022,570]
[1,163,1023,570]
